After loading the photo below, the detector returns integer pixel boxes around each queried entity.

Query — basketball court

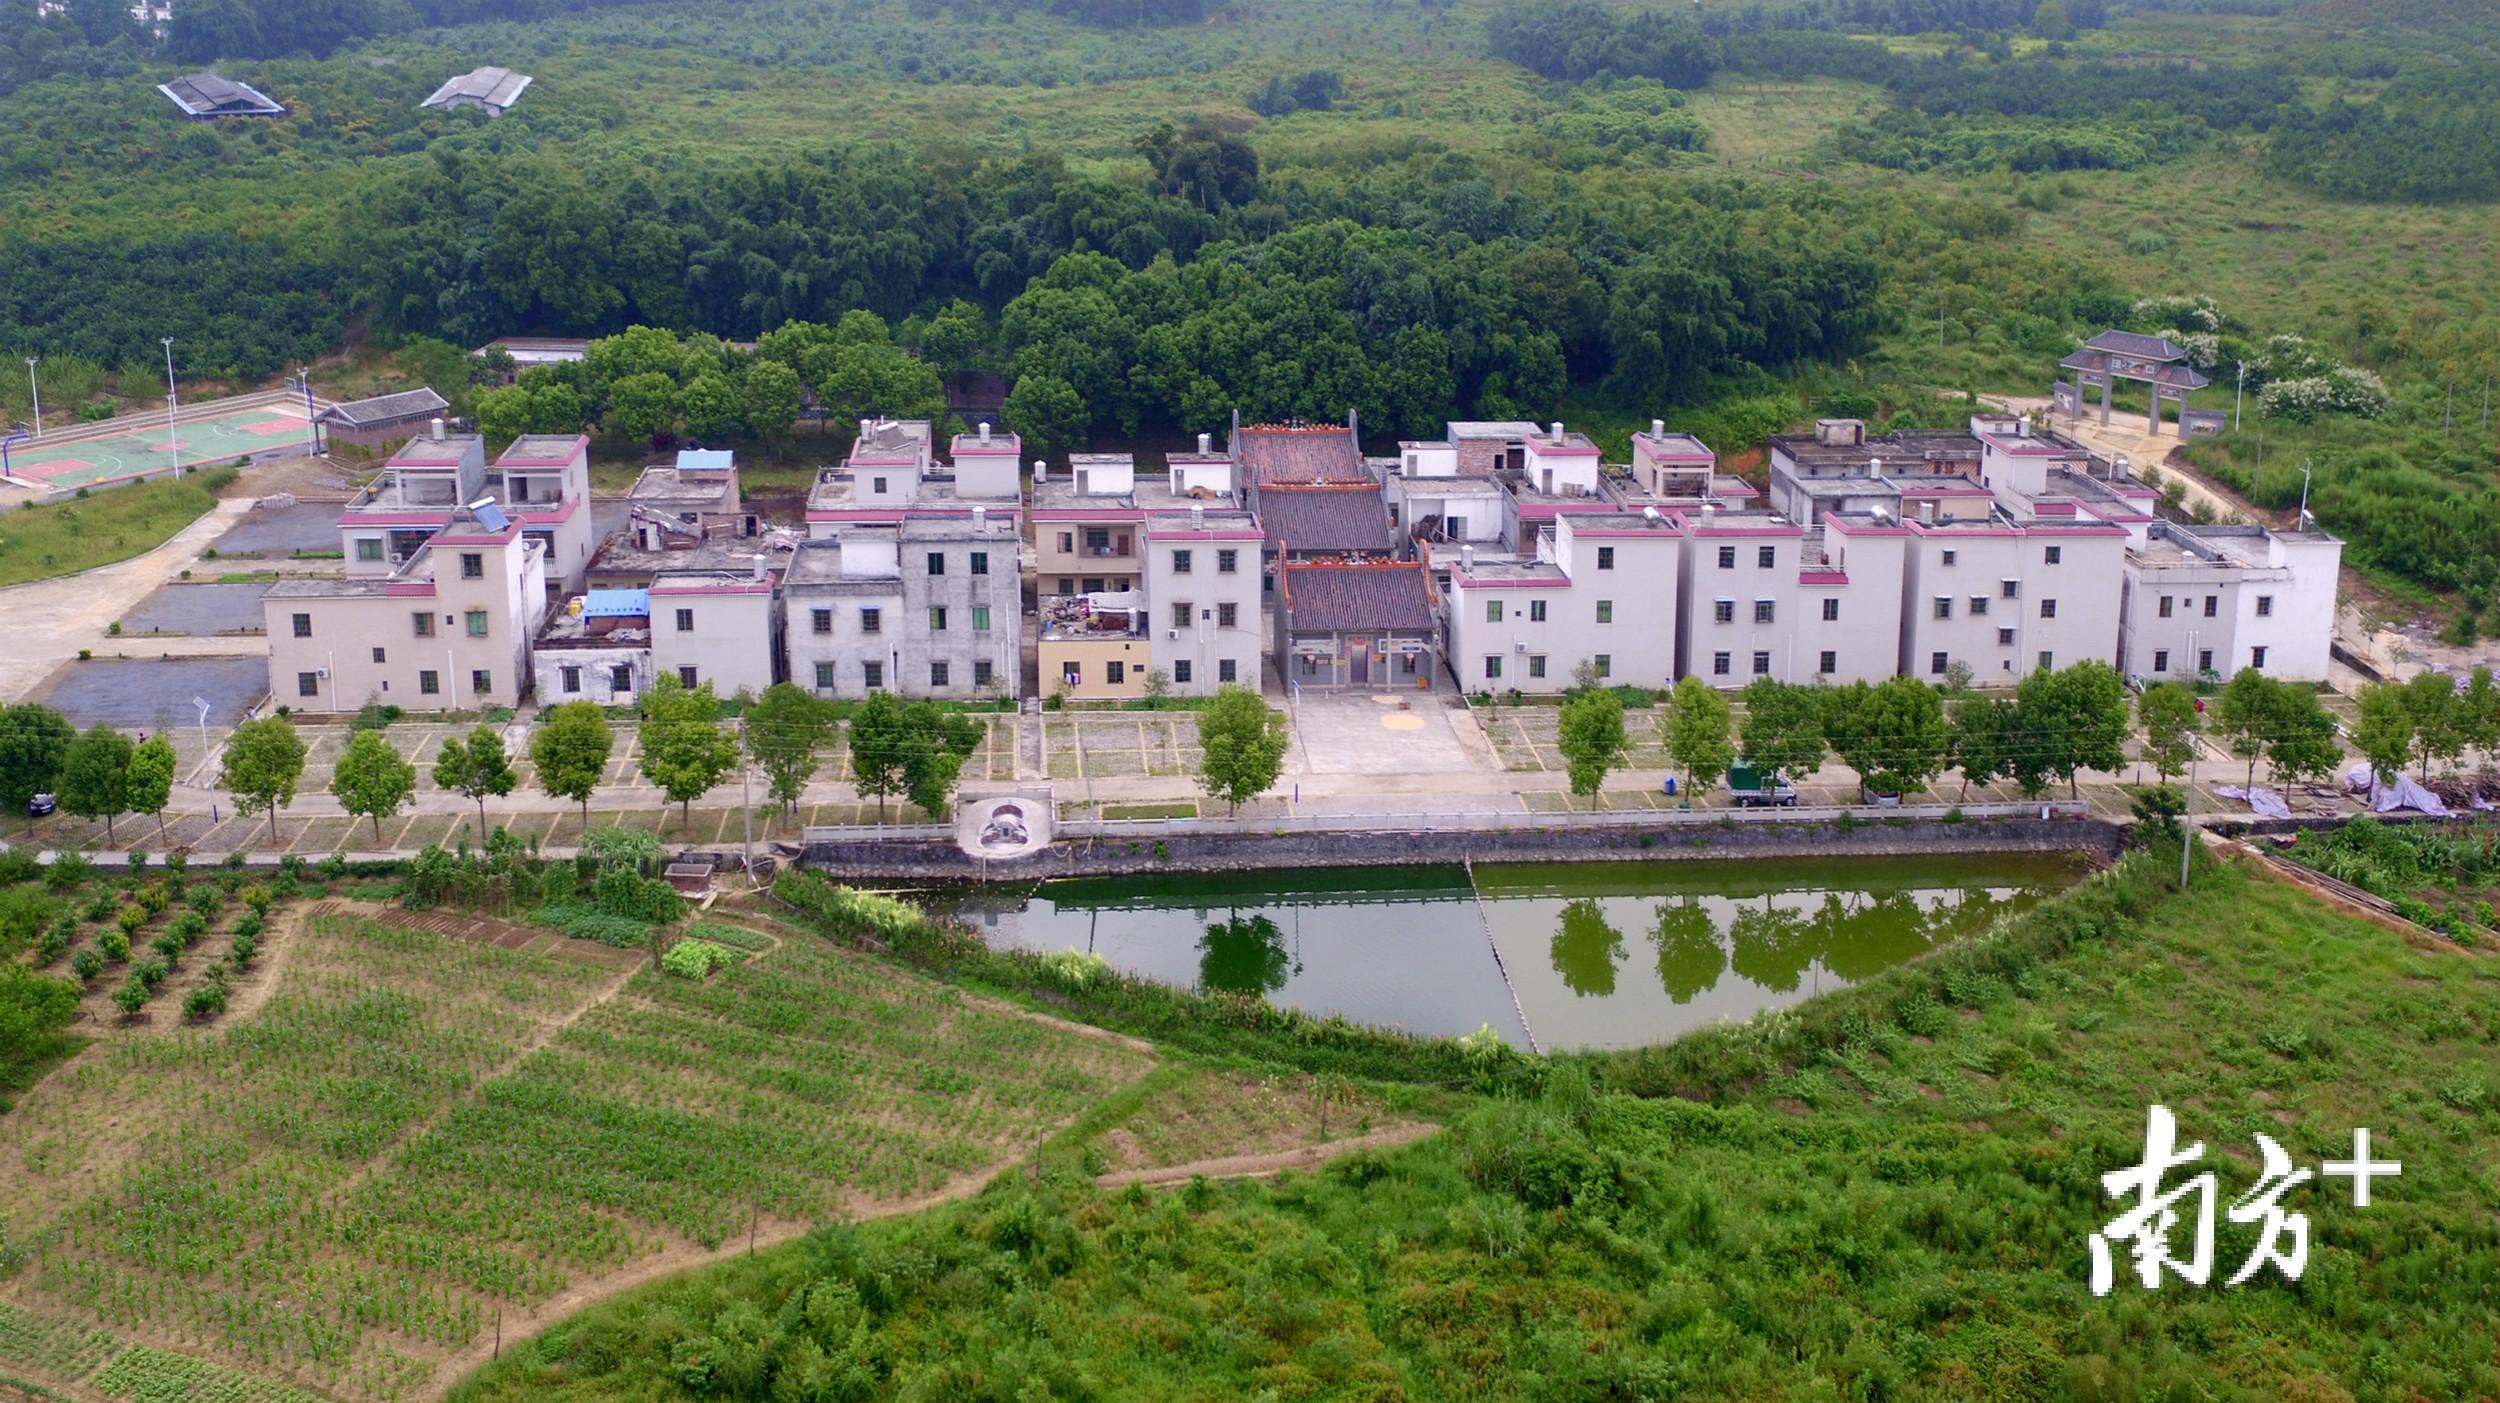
[1,400,315,491]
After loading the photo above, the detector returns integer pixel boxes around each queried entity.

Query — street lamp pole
[2297,460,2313,528]
[294,366,320,454]
[24,357,37,439]
[162,338,181,478]
[2232,361,2245,432]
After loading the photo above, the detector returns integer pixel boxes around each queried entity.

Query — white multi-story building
[1145,498,1265,694]
[1445,511,1682,694]
[1676,508,1810,685]
[2118,522,2343,683]
[784,509,1021,701]
[339,428,596,596]
[1897,518,2128,683]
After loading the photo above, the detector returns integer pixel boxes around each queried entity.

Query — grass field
[0,900,1153,1403]
[451,846,2500,1402]
[0,467,234,586]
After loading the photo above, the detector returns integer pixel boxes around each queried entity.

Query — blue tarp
[582,588,649,618]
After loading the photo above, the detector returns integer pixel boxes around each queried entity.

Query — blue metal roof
[675,449,734,473]
[582,588,649,618]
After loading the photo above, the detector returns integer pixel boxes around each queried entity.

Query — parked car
[1723,764,1798,808]
[26,793,55,817]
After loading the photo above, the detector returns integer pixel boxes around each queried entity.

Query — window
[2203,595,2218,618]
[412,612,434,638]
[561,665,581,694]
[371,646,387,664]
[860,607,881,634]
[814,661,835,690]
[356,538,382,562]
[2038,651,2054,671]
[1056,533,1074,554]
[2158,596,2174,619]
[419,670,440,696]
[1485,600,1503,623]
[932,661,950,688]
[1594,654,1613,678]
[1107,661,1125,685]
[1529,599,1546,623]
[1929,651,1948,675]
[675,608,695,632]
[1174,603,1193,630]
[465,610,488,638]
[2250,646,2268,670]
[675,666,696,688]
[1818,650,1837,675]
[1998,627,2016,646]
[2039,598,2057,619]
[1597,546,1615,571]
[1941,549,1958,567]
[1714,599,1735,624]
[2256,595,2274,618]
[2001,579,2019,599]
[865,661,885,689]
[296,671,319,698]
[926,552,945,576]
[1069,660,1092,685]
[1712,652,1731,676]
[1753,599,1775,624]
[1218,602,1237,628]
[1596,600,1613,624]
[974,660,994,687]
[812,608,833,635]
[473,669,494,695]
[1174,660,1193,685]
[1750,651,1769,676]
[291,613,312,638]
[1485,655,1503,680]
[1057,578,1073,594]
[1934,597,1954,620]
[1218,549,1239,574]
[1084,528,1111,552]
[1083,578,1105,593]
[1822,598,1839,622]
[1172,549,1193,574]
[1218,659,1238,683]
[2198,649,2214,674]
[872,477,887,495]
[2044,545,2063,565]
[460,552,483,579]
[972,605,991,632]
[1757,546,1776,569]
[1528,655,1547,679]
[930,606,948,631]
[610,664,632,691]
[1717,546,1735,569]
[2152,650,2170,673]
[970,551,988,576]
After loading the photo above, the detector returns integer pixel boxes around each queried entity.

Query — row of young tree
[1556,661,2361,804]
[2351,669,2500,786]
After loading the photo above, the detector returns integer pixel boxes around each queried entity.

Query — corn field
[0,907,1152,1402]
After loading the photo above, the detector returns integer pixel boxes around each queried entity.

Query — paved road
[0,495,258,703]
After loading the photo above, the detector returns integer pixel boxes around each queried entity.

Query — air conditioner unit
[1167,628,1179,639]
[1513,642,1528,654]
[316,667,331,679]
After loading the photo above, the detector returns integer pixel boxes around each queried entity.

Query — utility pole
[162,338,181,478]
[2232,360,2245,432]
[738,747,754,880]
[294,366,320,454]
[2298,460,2313,528]
[23,357,37,439]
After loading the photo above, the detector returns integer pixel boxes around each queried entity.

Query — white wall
[1146,531,1264,694]
[1677,528,1808,684]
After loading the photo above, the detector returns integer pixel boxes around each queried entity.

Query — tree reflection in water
[1198,912,1294,995]
[1549,897,1624,997]
[1727,894,1816,994]
[1649,899,1725,1005]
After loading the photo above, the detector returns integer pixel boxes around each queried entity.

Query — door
[1348,639,1372,686]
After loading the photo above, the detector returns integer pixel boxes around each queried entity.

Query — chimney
[1650,418,1664,439]
[971,504,987,531]
[430,416,445,440]
[1190,502,1204,530]
[1032,458,1046,484]
[978,421,992,445]
[1197,431,1212,455]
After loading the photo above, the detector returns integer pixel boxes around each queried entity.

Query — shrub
[44,852,94,890]
[661,939,737,980]
[149,931,184,965]
[114,901,147,934]
[240,884,273,916]
[133,955,169,990]
[97,928,129,961]
[168,912,208,946]
[594,864,686,923]
[183,982,229,1021]
[70,948,104,983]
[185,885,223,916]
[1039,948,1112,993]
[112,977,148,1015]
[233,910,264,939]
[230,931,258,966]
[530,903,653,948]
[81,893,115,922]
[134,882,169,916]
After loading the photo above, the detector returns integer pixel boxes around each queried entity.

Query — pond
[946,854,2091,1052]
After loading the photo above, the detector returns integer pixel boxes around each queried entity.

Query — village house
[2118,521,2343,683]
[266,503,546,713]
[338,424,595,595]
[1444,511,1682,694]
[313,388,450,453]
[784,509,1021,701]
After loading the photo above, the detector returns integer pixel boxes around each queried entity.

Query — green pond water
[946,854,2090,1052]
